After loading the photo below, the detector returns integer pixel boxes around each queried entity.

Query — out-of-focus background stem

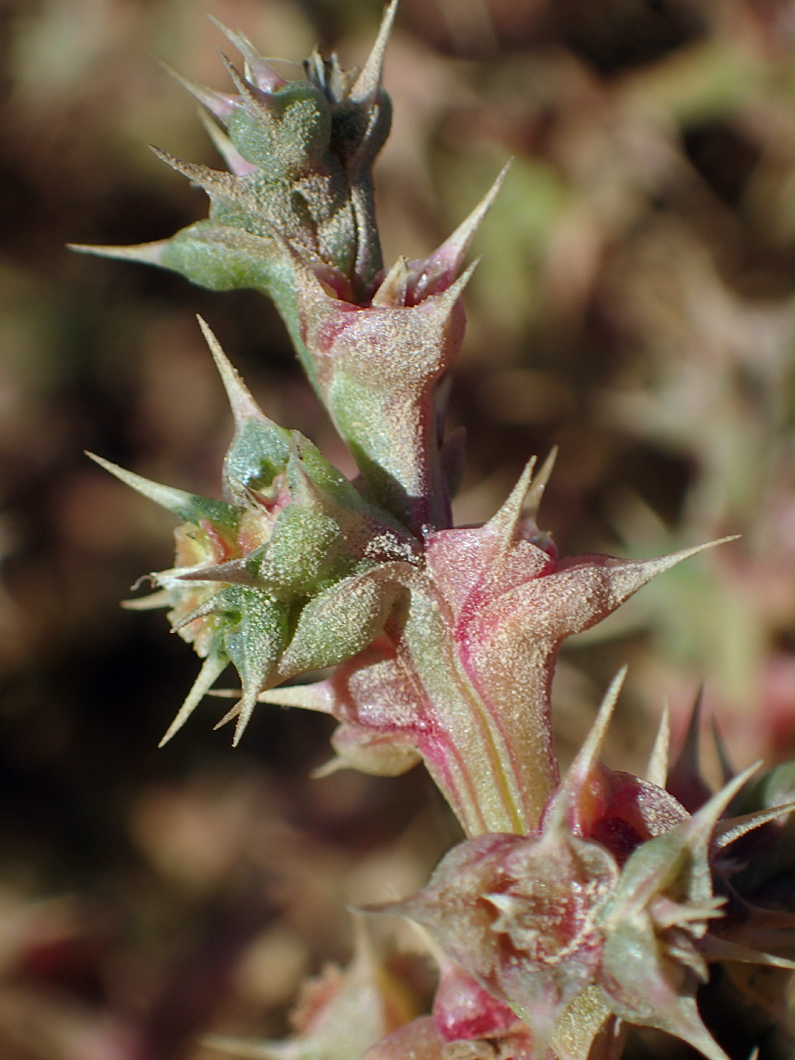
[2,0,795,1056]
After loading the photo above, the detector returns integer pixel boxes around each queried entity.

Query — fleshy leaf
[277,564,411,678]
[294,256,476,530]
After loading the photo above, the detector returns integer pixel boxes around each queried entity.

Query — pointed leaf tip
[587,665,628,754]
[231,690,259,746]
[443,258,479,304]
[149,147,235,196]
[217,50,270,113]
[686,763,762,848]
[443,160,510,259]
[646,701,671,788]
[159,653,228,747]
[487,456,537,541]
[68,240,168,266]
[561,667,628,806]
[169,598,219,635]
[86,452,194,516]
[157,59,238,120]
[196,316,266,429]
[311,757,348,778]
[677,1006,731,1060]
[592,535,740,621]
[351,0,399,104]
[411,168,508,301]
[484,447,555,544]
[256,683,334,713]
[212,700,240,732]
[207,15,286,92]
[646,535,739,578]
[714,798,795,849]
[523,445,557,521]
[667,686,710,811]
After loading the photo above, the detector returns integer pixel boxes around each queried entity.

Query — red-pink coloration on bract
[79,5,795,1059]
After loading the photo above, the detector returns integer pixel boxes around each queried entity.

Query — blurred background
[3,0,795,1055]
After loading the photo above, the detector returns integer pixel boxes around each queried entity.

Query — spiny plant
[76,5,795,1058]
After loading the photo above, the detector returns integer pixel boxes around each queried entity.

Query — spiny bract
[81,7,795,1060]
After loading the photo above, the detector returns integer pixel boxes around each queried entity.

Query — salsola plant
[77,5,795,1058]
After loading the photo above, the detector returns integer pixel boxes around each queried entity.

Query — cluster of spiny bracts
[79,5,795,1058]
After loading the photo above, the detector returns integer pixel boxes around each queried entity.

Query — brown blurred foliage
[2,0,795,1056]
